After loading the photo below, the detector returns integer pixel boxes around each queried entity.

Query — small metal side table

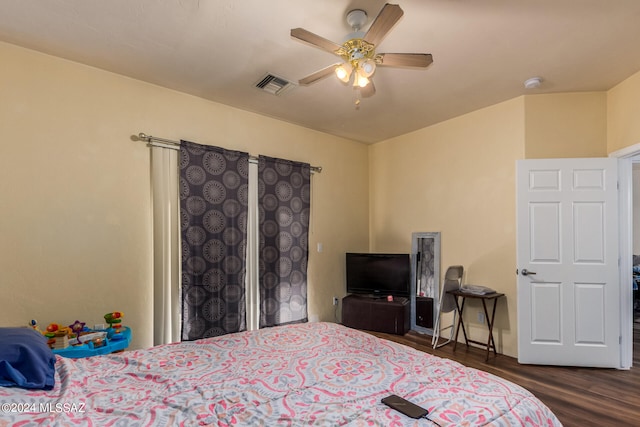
[447,290,505,361]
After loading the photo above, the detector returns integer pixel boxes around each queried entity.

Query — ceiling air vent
[254,73,296,96]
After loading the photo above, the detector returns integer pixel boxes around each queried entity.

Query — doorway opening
[610,143,640,369]
[632,163,640,324]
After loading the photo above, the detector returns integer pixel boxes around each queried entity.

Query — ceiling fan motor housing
[338,39,375,62]
[346,9,368,31]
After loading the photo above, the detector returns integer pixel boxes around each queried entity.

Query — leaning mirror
[410,232,441,335]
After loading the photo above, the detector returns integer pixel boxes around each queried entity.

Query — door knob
[521,269,537,276]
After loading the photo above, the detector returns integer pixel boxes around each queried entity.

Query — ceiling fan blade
[299,63,341,85]
[361,80,376,98]
[291,28,343,55]
[377,53,433,68]
[364,3,404,46]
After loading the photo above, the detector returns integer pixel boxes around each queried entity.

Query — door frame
[610,142,640,370]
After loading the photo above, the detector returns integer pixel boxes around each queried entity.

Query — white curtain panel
[151,146,181,345]
[246,162,259,331]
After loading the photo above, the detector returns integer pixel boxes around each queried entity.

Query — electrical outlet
[477,312,485,324]
[332,297,339,306]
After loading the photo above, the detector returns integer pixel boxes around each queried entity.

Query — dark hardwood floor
[368,320,640,427]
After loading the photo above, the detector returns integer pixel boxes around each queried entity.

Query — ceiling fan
[291,3,433,103]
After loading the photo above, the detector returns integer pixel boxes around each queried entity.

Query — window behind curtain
[152,141,313,340]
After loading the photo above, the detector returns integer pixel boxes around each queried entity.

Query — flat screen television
[346,253,411,297]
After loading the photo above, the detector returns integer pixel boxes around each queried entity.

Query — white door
[516,158,620,368]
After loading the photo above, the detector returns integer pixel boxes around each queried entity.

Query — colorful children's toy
[104,311,124,327]
[28,319,41,333]
[43,323,73,350]
[30,312,129,354]
[69,320,86,336]
[104,312,125,340]
[53,327,131,358]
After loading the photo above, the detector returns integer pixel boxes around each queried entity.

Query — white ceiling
[2,0,640,144]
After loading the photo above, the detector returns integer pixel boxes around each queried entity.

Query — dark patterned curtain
[179,140,250,340]
[258,156,311,327]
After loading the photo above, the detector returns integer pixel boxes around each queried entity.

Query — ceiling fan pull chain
[353,87,362,110]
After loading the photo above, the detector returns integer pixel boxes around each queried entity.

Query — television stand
[341,294,410,335]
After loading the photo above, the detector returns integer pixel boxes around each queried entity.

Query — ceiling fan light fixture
[355,72,370,88]
[335,63,352,82]
[359,59,376,77]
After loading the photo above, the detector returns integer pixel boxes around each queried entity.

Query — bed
[0,322,560,426]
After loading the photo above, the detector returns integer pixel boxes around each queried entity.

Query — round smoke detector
[524,77,543,89]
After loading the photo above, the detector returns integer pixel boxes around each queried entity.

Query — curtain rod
[136,133,322,173]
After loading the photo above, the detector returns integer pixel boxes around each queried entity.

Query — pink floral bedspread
[0,322,561,426]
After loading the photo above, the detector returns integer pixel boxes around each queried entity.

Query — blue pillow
[0,327,56,390]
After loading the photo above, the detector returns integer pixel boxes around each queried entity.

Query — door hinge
[617,181,620,190]
[620,335,622,345]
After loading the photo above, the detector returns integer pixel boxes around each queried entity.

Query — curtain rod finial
[138,132,150,141]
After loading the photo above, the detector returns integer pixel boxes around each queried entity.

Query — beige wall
[368,91,618,357]
[608,69,640,153]
[0,41,370,349]
[369,97,525,357]
[524,92,607,158]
